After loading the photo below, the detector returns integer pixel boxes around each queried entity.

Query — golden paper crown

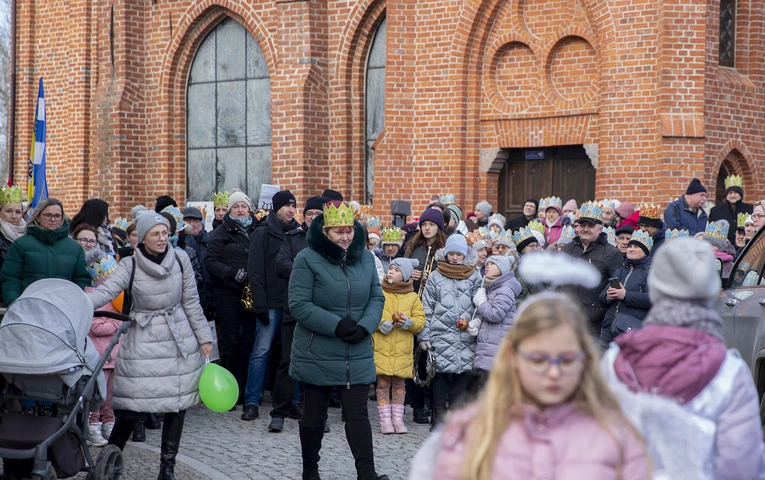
[704,220,729,240]
[440,194,456,206]
[0,186,23,206]
[358,204,373,216]
[639,204,662,220]
[527,220,546,235]
[488,213,506,227]
[87,255,118,284]
[212,191,229,208]
[738,212,749,228]
[465,231,483,246]
[366,217,381,230]
[578,201,603,222]
[538,197,550,211]
[725,175,743,190]
[560,225,575,240]
[512,227,535,246]
[664,228,689,243]
[604,226,615,240]
[477,227,492,240]
[495,229,514,247]
[324,201,355,228]
[629,230,654,251]
[112,217,129,231]
[381,227,404,244]
[545,196,563,210]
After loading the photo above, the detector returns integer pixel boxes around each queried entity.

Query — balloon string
[205,357,210,365]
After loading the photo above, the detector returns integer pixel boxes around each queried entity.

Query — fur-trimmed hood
[307,214,366,265]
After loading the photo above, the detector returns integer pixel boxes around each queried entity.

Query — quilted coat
[1,220,90,305]
[86,248,213,413]
[288,215,385,387]
[473,272,522,371]
[420,248,483,374]
[373,289,426,378]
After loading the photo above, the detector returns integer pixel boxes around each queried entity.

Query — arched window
[364,18,386,205]
[187,18,271,202]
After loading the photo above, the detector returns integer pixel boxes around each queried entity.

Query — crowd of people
[0,173,764,479]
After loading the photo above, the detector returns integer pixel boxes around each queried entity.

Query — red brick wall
[10,0,765,222]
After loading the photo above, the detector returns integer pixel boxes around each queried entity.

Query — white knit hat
[228,189,251,210]
[648,237,721,304]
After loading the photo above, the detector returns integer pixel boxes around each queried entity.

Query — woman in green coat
[1,198,90,306]
[289,200,388,480]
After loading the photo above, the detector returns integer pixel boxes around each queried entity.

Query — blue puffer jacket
[664,197,708,236]
[288,216,385,387]
[473,271,522,371]
[598,256,652,349]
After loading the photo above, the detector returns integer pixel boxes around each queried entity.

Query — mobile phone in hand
[609,277,621,289]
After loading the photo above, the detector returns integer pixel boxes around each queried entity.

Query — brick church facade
[10,0,765,219]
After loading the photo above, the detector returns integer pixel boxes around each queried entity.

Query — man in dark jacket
[242,190,299,421]
[664,178,709,236]
[267,195,326,433]
[560,205,624,336]
[183,207,213,316]
[709,174,753,245]
[505,199,538,232]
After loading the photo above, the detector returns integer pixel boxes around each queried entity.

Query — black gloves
[343,326,368,344]
[335,318,356,338]
[255,309,269,325]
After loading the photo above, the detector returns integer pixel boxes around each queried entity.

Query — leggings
[376,375,406,406]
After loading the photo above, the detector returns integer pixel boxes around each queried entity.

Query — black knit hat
[272,190,297,212]
[515,236,537,253]
[155,195,177,213]
[615,224,636,236]
[685,178,707,195]
[321,189,344,202]
[726,185,744,198]
[304,196,326,213]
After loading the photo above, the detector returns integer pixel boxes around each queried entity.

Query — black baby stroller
[0,279,132,480]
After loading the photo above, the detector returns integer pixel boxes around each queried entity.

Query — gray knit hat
[648,237,721,304]
[486,255,514,276]
[136,210,169,243]
[390,258,420,282]
[475,201,493,217]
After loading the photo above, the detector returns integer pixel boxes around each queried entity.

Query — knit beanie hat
[486,255,513,276]
[648,237,720,305]
[685,178,707,195]
[562,199,578,213]
[447,204,463,223]
[419,208,445,231]
[321,189,344,202]
[155,195,177,213]
[131,205,148,220]
[475,201,493,217]
[136,210,169,243]
[444,234,468,257]
[228,189,251,210]
[615,201,635,219]
[390,258,419,282]
[304,196,326,213]
[272,190,297,212]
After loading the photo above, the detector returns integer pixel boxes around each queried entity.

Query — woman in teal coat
[289,200,387,480]
[1,198,90,306]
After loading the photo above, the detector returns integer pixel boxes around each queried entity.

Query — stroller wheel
[30,465,57,480]
[89,444,124,480]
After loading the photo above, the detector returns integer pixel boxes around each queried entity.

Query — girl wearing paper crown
[598,230,653,349]
[702,220,737,279]
[542,196,567,245]
[375,227,404,272]
[0,186,26,270]
[709,174,753,245]
[373,258,426,435]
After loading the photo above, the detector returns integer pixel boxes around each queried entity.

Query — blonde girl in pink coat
[410,292,651,480]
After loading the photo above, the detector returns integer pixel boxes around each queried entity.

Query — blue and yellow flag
[28,77,48,211]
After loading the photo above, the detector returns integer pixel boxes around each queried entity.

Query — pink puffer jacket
[431,403,650,480]
[86,286,121,369]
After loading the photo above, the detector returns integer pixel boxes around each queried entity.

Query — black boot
[157,410,186,480]
[132,418,146,442]
[412,408,429,424]
[108,411,142,450]
[430,406,447,432]
[344,419,380,480]
[146,413,162,429]
[299,424,324,480]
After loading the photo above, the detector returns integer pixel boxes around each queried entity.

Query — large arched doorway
[497,145,595,217]
[186,18,272,202]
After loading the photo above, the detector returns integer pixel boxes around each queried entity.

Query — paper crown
[112,217,129,231]
[477,226,492,239]
[639,204,662,220]
[161,205,189,233]
[725,175,743,190]
[527,220,546,236]
[578,201,603,222]
[0,186,23,206]
[513,227,535,246]
[601,199,616,210]
[738,212,749,229]
[465,230,484,246]
[212,191,229,208]
[560,225,575,241]
[488,213,506,227]
[538,197,550,211]
[366,217,381,230]
[544,196,563,210]
[495,229,514,247]
[87,255,118,285]
[604,226,616,240]
[629,230,654,251]
[664,228,689,243]
[323,201,356,228]
[440,194,456,206]
[381,227,404,245]
[358,204,373,216]
[704,220,729,240]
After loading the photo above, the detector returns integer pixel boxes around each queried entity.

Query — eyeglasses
[41,213,62,221]
[76,238,97,246]
[304,211,321,219]
[517,349,585,375]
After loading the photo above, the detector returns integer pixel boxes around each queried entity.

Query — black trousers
[432,372,469,410]
[270,321,297,418]
[407,346,429,409]
[302,383,376,476]
[214,289,256,395]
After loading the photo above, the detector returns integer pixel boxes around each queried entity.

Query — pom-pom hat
[228,189,252,210]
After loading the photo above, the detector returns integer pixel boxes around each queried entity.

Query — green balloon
[198,363,238,413]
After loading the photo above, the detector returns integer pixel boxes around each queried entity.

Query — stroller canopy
[0,279,94,379]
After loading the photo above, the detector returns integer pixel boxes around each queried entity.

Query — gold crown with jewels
[512,227,535,246]
[212,191,229,208]
[738,212,749,228]
[704,220,729,240]
[578,201,603,222]
[560,225,575,241]
[725,175,743,189]
[527,220,546,236]
[545,196,563,210]
[381,227,404,244]
[323,201,356,228]
[639,204,662,220]
[630,230,654,251]
[0,186,23,206]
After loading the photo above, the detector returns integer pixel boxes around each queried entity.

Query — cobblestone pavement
[63,392,428,479]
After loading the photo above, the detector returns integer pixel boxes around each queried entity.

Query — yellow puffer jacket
[373,290,426,378]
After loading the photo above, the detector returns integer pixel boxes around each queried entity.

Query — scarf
[381,278,414,294]
[138,243,169,265]
[231,215,253,230]
[436,262,475,280]
[545,218,557,228]
[483,274,500,289]
[0,217,26,242]
[98,225,116,254]
[643,298,724,341]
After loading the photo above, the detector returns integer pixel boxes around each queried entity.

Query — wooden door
[498,145,595,218]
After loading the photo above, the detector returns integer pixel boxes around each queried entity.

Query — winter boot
[412,408,429,424]
[132,418,146,442]
[108,411,142,450]
[102,421,115,440]
[87,422,109,447]
[299,424,325,480]
[146,413,162,429]
[390,404,408,434]
[157,410,186,480]
[430,406,447,432]
[344,419,377,479]
[377,405,394,435]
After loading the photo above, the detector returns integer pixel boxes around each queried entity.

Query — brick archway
[712,139,758,199]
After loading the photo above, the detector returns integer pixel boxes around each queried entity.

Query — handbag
[612,312,644,334]
[241,283,255,313]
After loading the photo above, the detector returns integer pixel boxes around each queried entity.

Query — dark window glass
[365,18,386,205]
[719,0,735,67]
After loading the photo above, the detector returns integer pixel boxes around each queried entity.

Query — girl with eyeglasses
[0,198,90,307]
[411,292,650,480]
